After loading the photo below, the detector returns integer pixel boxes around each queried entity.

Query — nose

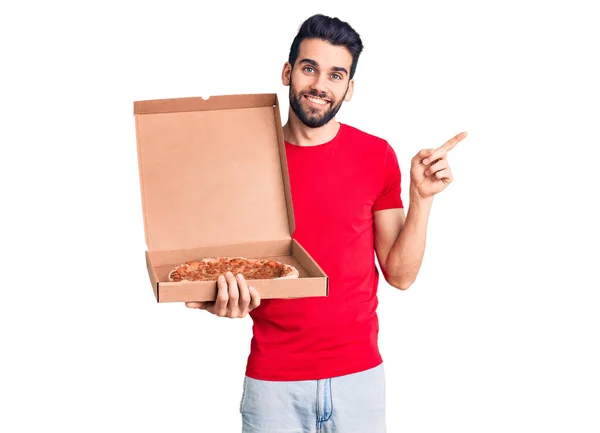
[309,72,328,96]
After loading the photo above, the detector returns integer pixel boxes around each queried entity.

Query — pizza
[168,257,299,282]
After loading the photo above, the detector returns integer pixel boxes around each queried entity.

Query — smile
[304,95,330,106]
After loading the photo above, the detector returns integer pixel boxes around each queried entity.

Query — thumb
[413,148,435,166]
[185,302,208,309]
[416,148,434,159]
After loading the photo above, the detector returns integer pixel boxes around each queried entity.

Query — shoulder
[341,123,387,143]
[340,123,396,155]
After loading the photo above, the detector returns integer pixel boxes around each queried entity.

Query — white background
[1,0,599,432]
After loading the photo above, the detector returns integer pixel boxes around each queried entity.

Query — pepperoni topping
[169,257,294,282]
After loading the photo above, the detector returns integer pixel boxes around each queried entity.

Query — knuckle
[216,302,228,311]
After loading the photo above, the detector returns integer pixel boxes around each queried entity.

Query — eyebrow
[298,58,348,76]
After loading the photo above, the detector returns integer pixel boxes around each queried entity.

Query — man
[186,13,467,432]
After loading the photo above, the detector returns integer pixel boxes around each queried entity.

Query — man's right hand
[185,272,261,318]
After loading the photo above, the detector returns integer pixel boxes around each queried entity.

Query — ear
[344,79,355,102]
[282,62,292,86]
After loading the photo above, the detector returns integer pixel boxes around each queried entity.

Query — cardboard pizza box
[133,93,328,302]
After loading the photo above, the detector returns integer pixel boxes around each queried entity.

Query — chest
[286,149,382,228]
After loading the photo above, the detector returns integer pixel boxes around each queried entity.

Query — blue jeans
[240,363,386,432]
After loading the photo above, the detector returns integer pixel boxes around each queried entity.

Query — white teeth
[306,96,327,105]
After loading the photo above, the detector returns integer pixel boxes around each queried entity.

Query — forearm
[384,188,433,289]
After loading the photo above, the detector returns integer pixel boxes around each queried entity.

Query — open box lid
[134,94,295,252]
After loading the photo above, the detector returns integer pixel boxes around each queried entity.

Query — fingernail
[237,273,244,280]
[248,286,254,292]
[218,275,225,282]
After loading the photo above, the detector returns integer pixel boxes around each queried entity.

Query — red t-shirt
[245,123,404,381]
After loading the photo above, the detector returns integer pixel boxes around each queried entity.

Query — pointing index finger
[440,131,468,152]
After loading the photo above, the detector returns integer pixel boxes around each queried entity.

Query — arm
[374,194,432,290]
[374,131,467,290]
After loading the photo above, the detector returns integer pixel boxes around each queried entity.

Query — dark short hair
[288,14,364,79]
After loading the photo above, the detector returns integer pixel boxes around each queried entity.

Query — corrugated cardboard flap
[134,94,295,251]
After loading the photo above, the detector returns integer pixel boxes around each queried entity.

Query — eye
[303,66,315,73]
[331,73,342,80]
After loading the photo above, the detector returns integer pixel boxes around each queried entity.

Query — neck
[282,110,340,147]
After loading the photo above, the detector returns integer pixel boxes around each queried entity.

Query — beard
[289,78,348,128]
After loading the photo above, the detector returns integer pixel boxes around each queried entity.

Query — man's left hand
[410,131,467,199]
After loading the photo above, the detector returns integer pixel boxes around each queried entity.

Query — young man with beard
[186,13,467,433]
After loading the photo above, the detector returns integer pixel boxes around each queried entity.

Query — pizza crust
[168,256,299,282]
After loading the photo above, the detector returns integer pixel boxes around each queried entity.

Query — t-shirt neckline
[285,123,345,150]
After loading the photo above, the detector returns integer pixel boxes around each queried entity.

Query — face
[282,38,355,128]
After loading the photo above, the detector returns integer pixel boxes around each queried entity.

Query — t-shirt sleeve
[373,142,404,211]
